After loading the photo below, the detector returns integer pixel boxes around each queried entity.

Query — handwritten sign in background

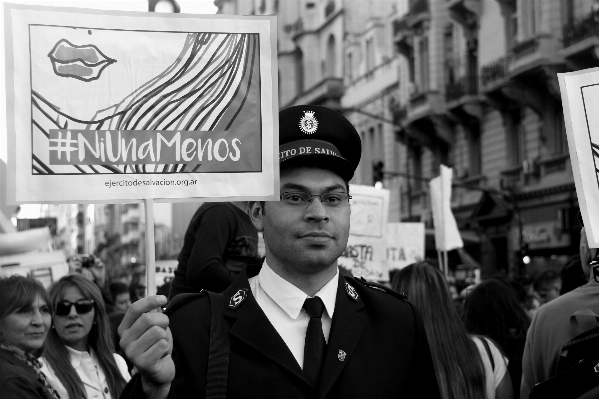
[5,4,278,204]
[559,67,599,247]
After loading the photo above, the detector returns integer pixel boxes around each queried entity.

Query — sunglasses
[55,299,94,316]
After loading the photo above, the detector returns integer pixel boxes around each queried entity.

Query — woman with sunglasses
[0,275,59,399]
[40,275,130,399]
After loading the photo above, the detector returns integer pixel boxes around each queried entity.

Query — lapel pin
[338,349,347,362]
[228,288,248,309]
[345,282,359,302]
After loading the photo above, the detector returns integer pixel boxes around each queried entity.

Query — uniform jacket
[124,263,441,399]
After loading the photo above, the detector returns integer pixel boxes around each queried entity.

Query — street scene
[1,0,599,398]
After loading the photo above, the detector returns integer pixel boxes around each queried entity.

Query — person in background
[129,282,146,303]
[168,201,261,298]
[520,224,599,399]
[69,254,115,313]
[40,275,130,399]
[559,255,587,295]
[392,261,513,399]
[532,268,562,306]
[109,282,131,313]
[0,276,59,399]
[462,278,530,399]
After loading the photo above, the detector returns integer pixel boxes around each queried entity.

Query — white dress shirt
[248,261,339,369]
[40,346,131,399]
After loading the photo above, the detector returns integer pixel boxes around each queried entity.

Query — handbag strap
[480,337,495,371]
[205,291,230,399]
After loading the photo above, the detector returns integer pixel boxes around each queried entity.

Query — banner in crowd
[4,4,278,204]
[386,222,425,271]
[430,165,463,251]
[338,185,390,281]
[558,68,599,247]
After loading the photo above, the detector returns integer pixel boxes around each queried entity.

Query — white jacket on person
[40,346,130,399]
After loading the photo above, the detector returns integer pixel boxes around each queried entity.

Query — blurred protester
[169,201,261,298]
[0,276,59,399]
[40,275,130,399]
[129,282,146,303]
[559,255,587,295]
[512,275,539,319]
[68,254,114,313]
[109,282,131,313]
[392,261,513,399]
[532,268,562,305]
[520,225,599,399]
[463,278,530,399]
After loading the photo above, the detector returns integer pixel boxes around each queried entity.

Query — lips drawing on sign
[48,39,116,82]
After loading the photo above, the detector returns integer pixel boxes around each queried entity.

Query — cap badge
[345,282,359,302]
[338,349,347,361]
[228,289,248,309]
[299,110,318,135]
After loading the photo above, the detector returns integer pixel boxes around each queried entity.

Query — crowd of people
[1,105,597,398]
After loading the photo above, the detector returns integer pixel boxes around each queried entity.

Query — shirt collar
[258,261,339,320]
[66,346,93,368]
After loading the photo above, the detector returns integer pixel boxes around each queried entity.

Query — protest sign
[386,222,425,270]
[4,3,279,204]
[558,68,599,247]
[338,185,390,281]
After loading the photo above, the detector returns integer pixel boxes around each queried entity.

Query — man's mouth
[48,39,116,82]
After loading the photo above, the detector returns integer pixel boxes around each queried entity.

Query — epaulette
[355,277,408,301]
[163,291,208,315]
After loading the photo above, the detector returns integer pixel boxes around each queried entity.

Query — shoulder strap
[205,291,230,399]
[480,337,495,371]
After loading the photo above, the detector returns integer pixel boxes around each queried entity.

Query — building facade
[216,0,592,277]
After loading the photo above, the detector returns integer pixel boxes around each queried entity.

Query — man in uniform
[119,105,441,399]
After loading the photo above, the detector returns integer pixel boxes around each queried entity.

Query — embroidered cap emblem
[228,289,248,309]
[338,349,347,361]
[345,282,359,302]
[299,110,318,134]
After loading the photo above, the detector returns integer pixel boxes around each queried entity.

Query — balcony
[563,11,599,48]
[343,57,398,108]
[445,75,478,103]
[121,229,141,245]
[561,10,599,66]
[285,77,343,108]
[480,56,511,89]
[447,0,481,28]
[121,207,140,224]
[499,165,521,190]
[509,34,560,74]
[393,16,413,58]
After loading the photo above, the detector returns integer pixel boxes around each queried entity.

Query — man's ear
[248,201,264,232]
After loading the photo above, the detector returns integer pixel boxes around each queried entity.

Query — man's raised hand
[119,295,175,398]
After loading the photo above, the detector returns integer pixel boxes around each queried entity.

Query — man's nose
[305,197,329,221]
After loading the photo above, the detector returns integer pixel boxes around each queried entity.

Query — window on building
[408,140,423,191]
[444,24,455,85]
[507,109,525,167]
[419,36,429,91]
[295,48,304,94]
[522,0,539,37]
[564,0,594,24]
[468,127,482,176]
[554,111,568,155]
[366,37,375,72]
[346,52,353,82]
[506,2,519,47]
[326,34,336,77]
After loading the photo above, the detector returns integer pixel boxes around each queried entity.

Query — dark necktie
[302,296,326,387]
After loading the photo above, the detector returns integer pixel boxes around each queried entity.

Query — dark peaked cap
[279,105,362,181]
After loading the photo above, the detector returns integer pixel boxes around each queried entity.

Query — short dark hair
[109,281,129,298]
[533,268,561,291]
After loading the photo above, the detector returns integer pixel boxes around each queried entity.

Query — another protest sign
[4,3,279,204]
[558,68,599,247]
[338,185,389,281]
[386,222,425,271]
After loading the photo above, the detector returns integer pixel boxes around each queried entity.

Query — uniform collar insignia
[228,288,249,309]
[345,282,359,302]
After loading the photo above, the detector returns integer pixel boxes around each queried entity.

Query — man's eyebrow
[280,183,346,192]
